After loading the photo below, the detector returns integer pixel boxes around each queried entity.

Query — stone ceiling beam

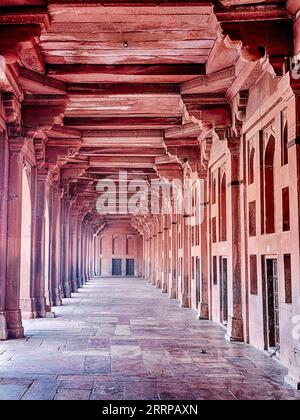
[64,116,182,129]
[47,64,206,84]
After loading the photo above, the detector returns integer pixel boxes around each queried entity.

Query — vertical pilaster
[0,128,8,339]
[285,77,300,389]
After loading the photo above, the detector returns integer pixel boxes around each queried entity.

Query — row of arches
[100,235,135,256]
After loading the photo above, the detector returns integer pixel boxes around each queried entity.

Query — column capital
[8,136,26,153]
[227,137,240,154]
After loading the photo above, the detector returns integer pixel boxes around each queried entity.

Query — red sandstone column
[30,168,48,317]
[44,184,52,311]
[70,207,79,292]
[86,225,90,281]
[5,137,25,338]
[0,129,8,339]
[88,227,93,279]
[82,223,88,282]
[170,211,178,299]
[76,216,83,286]
[226,138,243,342]
[151,222,157,285]
[156,216,163,289]
[61,198,72,298]
[83,223,88,283]
[50,183,63,307]
[181,211,191,308]
[145,236,148,281]
[162,214,170,293]
[198,175,209,320]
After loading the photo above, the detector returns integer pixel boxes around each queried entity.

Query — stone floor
[0,277,299,400]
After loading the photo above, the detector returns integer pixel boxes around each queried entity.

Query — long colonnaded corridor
[0,277,299,401]
[1,0,300,400]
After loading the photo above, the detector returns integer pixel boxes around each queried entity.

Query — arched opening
[20,165,32,314]
[248,147,255,185]
[44,198,51,311]
[112,235,122,255]
[126,235,134,255]
[264,135,275,234]
[220,173,227,242]
[100,236,104,255]
[281,120,288,166]
[212,177,216,204]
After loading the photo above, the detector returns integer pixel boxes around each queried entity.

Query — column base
[77,277,83,288]
[21,297,46,319]
[181,293,190,308]
[162,283,168,293]
[52,289,62,307]
[169,288,177,299]
[225,316,244,342]
[197,303,209,320]
[71,280,78,294]
[63,282,72,298]
[0,312,8,340]
[6,310,24,339]
[156,280,162,289]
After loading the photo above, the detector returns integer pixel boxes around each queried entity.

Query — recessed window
[264,135,275,234]
[249,201,256,237]
[219,174,227,242]
[213,256,217,285]
[248,147,255,185]
[212,217,217,243]
[284,254,292,304]
[250,255,258,295]
[212,177,216,204]
[282,187,290,232]
[281,112,288,166]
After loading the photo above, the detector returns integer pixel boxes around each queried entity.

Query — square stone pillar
[29,168,48,318]
[225,137,243,342]
[70,207,79,292]
[50,183,63,307]
[162,214,170,293]
[198,175,209,320]
[75,211,83,286]
[5,137,26,338]
[181,213,191,308]
[156,217,163,289]
[170,213,178,300]
[61,198,72,298]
